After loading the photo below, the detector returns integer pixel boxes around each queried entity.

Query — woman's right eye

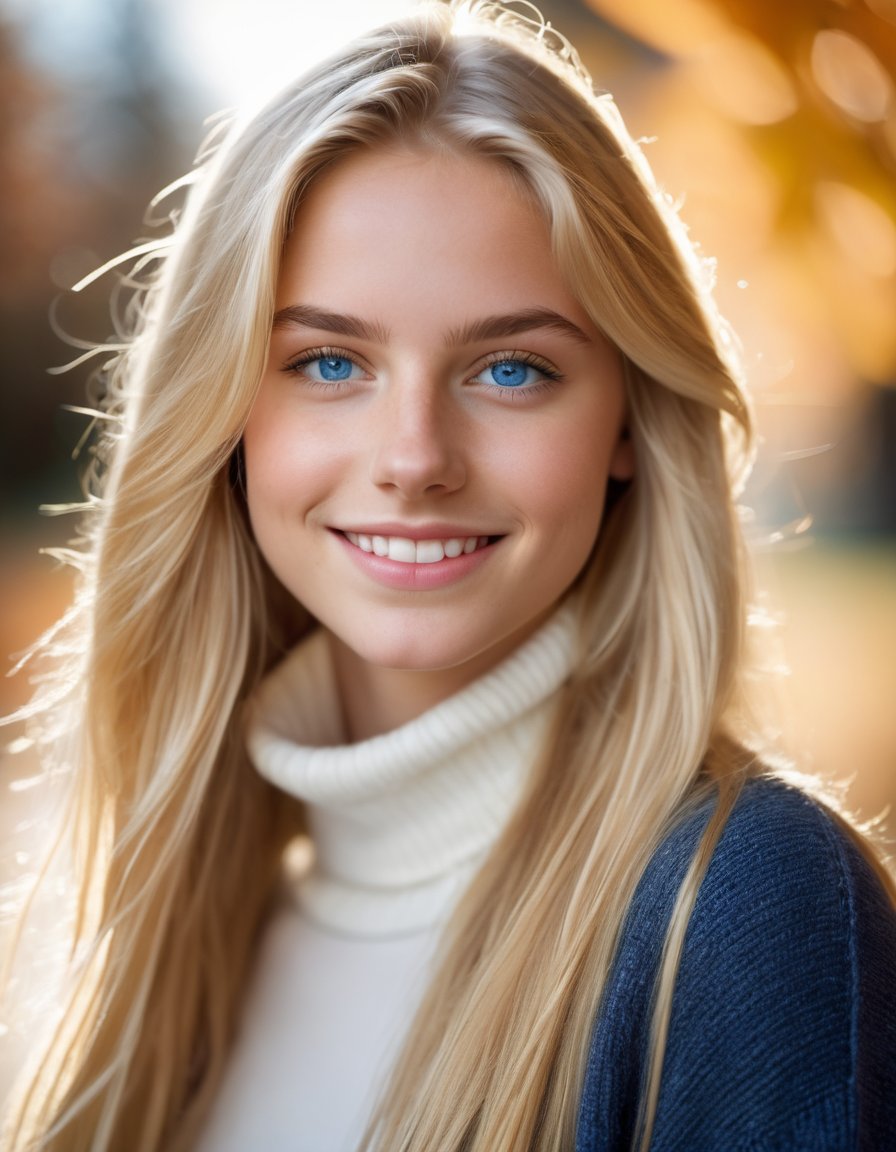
[285,351,368,384]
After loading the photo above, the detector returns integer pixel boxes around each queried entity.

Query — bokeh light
[810,28,892,122]
[1,7,895,1109]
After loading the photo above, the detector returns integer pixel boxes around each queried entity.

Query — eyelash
[283,346,370,388]
[282,345,564,398]
[475,351,564,399]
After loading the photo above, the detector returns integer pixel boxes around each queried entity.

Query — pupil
[491,360,527,387]
[320,357,352,381]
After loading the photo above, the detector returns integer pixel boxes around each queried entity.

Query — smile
[343,532,491,564]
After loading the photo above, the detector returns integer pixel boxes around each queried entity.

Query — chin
[335,598,552,681]
[342,630,483,674]
[328,602,500,670]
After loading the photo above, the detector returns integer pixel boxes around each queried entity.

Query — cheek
[242,402,343,527]
[497,409,619,538]
[243,419,298,528]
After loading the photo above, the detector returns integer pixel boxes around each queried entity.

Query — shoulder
[670,775,894,967]
[603,776,895,1026]
[577,777,896,1152]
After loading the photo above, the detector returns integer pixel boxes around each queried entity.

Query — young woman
[3,3,895,1150]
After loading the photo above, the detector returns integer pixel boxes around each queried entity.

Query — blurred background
[0,0,894,989]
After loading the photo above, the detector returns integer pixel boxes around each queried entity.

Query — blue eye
[471,356,560,394]
[308,356,357,382]
[285,350,368,384]
[488,360,538,388]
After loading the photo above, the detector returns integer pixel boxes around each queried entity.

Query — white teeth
[387,537,417,563]
[416,540,445,564]
[344,532,491,564]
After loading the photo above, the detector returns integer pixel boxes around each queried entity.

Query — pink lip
[332,529,500,590]
[334,522,499,542]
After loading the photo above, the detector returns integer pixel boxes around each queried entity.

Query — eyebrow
[271,304,388,343]
[271,303,593,347]
[445,308,593,347]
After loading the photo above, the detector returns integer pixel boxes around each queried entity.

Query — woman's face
[244,145,633,693]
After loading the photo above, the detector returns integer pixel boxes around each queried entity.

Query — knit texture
[246,599,578,936]
[575,777,896,1151]
[242,600,896,1148]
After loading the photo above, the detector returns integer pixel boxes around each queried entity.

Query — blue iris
[317,356,354,381]
[490,360,533,388]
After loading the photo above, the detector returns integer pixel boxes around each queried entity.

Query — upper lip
[332,522,501,541]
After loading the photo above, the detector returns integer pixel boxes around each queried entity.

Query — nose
[369,377,466,498]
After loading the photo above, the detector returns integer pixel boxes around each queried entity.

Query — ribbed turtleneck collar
[246,600,578,939]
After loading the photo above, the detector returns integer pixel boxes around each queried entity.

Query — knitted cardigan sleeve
[575,778,896,1152]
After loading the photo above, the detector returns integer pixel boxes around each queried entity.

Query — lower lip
[332,531,500,590]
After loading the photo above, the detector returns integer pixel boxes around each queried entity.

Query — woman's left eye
[471,356,561,394]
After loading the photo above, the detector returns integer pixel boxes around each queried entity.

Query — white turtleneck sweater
[196,602,577,1152]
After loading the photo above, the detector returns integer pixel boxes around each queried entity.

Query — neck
[326,610,554,741]
[246,596,580,936]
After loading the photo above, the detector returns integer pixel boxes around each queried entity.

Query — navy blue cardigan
[575,778,896,1151]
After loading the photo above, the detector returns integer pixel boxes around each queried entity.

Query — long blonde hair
[3,4,887,1150]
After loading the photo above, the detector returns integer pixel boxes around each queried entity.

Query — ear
[609,426,635,481]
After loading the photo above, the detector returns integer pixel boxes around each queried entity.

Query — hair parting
[3,4,893,1151]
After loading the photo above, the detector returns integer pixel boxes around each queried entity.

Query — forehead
[275,144,593,334]
[290,142,538,232]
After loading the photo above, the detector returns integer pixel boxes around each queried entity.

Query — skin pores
[243,146,634,737]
